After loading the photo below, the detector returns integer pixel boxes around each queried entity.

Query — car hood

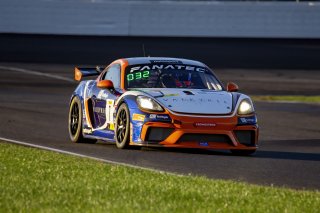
[136,88,233,115]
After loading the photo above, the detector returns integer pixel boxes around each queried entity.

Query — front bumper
[132,111,259,150]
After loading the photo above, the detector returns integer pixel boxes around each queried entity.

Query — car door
[91,64,121,131]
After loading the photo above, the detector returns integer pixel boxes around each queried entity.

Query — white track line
[0,65,74,82]
[0,66,179,176]
[0,137,180,176]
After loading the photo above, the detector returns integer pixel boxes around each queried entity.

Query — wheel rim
[116,109,127,143]
[70,103,79,135]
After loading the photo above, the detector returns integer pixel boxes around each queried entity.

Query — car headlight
[136,96,164,112]
[238,99,254,115]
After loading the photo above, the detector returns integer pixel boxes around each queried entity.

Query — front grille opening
[145,127,174,142]
[234,130,255,146]
[178,134,231,143]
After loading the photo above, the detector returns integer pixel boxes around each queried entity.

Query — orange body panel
[139,110,258,150]
[74,68,82,81]
[84,99,93,128]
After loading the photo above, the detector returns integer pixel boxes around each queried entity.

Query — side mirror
[97,80,114,90]
[227,82,239,92]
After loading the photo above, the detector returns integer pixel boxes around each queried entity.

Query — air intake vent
[234,130,255,146]
[145,127,174,142]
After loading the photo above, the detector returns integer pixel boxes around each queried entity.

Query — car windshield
[125,64,223,90]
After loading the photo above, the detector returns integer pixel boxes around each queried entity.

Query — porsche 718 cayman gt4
[68,57,258,155]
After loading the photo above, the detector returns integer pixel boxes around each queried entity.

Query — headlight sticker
[132,113,146,122]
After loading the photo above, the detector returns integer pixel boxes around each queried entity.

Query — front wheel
[68,96,96,144]
[115,103,130,149]
[230,149,256,156]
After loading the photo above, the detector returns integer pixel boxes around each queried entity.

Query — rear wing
[74,67,101,81]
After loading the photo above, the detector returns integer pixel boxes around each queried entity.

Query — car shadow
[142,147,320,161]
[95,140,320,162]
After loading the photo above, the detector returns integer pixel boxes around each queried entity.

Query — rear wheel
[68,96,96,144]
[230,149,256,156]
[115,104,130,149]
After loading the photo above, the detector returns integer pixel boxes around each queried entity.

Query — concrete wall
[1,0,320,38]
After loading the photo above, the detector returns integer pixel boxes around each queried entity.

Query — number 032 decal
[127,71,150,81]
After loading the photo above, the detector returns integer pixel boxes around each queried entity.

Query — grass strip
[252,95,320,103]
[0,142,319,213]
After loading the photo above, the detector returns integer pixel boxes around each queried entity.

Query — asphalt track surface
[0,63,319,190]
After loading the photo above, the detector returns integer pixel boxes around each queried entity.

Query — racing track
[0,63,319,190]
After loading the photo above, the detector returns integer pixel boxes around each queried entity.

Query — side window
[103,64,121,88]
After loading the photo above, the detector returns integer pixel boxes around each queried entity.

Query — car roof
[123,57,206,67]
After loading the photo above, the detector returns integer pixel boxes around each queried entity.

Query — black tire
[230,149,256,156]
[68,96,96,144]
[115,103,131,149]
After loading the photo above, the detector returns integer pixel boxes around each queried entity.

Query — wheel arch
[68,95,97,144]
[115,94,139,116]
